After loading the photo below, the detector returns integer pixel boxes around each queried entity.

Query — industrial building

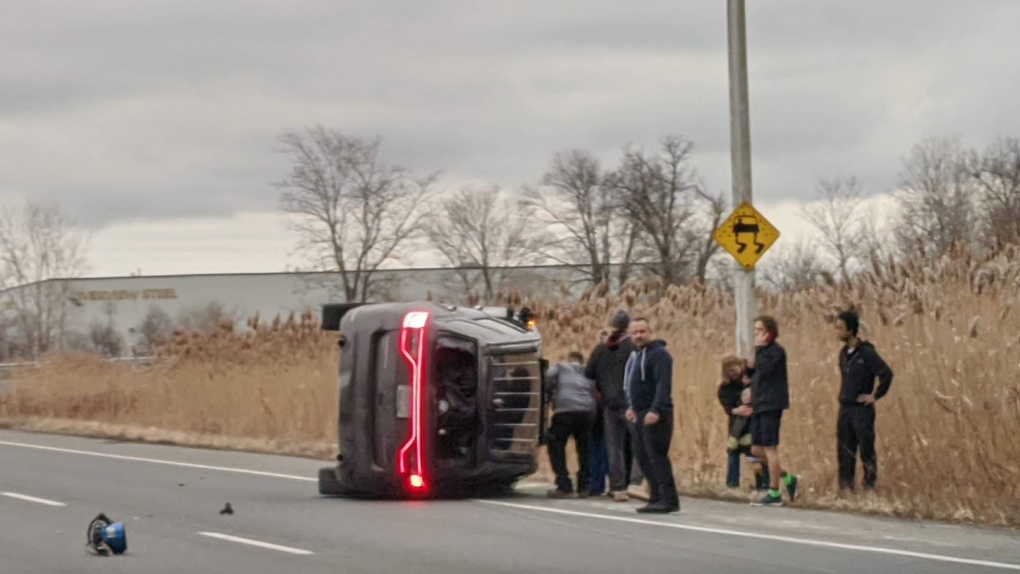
[0,264,623,359]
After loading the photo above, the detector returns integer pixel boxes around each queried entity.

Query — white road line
[198,532,314,555]
[1,491,67,507]
[478,500,1020,572]
[0,440,316,482]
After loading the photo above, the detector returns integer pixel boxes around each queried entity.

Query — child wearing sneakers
[747,315,799,506]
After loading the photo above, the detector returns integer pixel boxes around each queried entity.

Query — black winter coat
[584,331,635,410]
[839,341,893,405]
[747,342,789,413]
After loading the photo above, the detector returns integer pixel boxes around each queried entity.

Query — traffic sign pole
[727,0,757,360]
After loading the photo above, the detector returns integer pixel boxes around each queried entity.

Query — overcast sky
[2,0,1019,277]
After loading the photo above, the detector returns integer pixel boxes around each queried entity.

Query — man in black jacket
[835,310,893,491]
[746,315,799,506]
[585,310,642,502]
[623,317,679,514]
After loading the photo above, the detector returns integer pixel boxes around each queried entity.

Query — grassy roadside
[1,253,1019,528]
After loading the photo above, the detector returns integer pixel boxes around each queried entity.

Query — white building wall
[2,265,630,357]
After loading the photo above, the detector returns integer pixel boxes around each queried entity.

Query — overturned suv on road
[317,301,548,499]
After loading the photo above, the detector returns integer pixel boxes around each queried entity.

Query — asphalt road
[0,429,1018,574]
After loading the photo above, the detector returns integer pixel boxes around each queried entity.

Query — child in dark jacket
[717,355,769,490]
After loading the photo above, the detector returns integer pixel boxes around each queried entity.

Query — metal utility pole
[727,0,757,359]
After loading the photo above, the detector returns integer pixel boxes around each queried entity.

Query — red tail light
[398,311,429,491]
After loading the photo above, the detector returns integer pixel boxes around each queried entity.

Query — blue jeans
[727,451,770,489]
[589,434,609,494]
[726,451,741,488]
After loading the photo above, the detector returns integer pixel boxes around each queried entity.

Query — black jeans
[837,405,877,490]
[547,411,595,493]
[604,407,644,492]
[630,411,678,507]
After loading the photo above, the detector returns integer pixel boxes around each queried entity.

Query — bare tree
[523,150,639,289]
[965,136,1020,251]
[0,200,90,358]
[136,305,174,348]
[177,300,238,333]
[88,321,124,357]
[605,135,723,286]
[89,302,124,358]
[684,192,727,285]
[856,202,896,265]
[759,238,827,292]
[799,176,868,280]
[275,126,439,302]
[894,137,977,260]
[424,186,546,301]
[0,310,16,361]
[704,257,735,294]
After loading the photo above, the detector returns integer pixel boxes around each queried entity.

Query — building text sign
[71,288,178,302]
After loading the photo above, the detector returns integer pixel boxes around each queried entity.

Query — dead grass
[0,417,335,460]
[0,310,339,447]
[2,252,1019,527]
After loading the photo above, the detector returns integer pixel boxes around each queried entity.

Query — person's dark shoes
[637,501,680,514]
[547,488,571,499]
[752,491,784,506]
[577,490,591,499]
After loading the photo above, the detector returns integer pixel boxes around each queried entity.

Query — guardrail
[0,356,162,378]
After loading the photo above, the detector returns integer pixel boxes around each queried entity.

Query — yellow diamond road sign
[712,202,781,270]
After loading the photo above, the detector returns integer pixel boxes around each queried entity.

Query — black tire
[318,466,346,496]
[473,479,517,499]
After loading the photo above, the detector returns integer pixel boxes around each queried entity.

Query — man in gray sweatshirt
[545,351,599,497]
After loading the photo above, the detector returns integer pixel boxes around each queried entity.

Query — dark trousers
[837,405,877,490]
[630,412,678,507]
[604,407,644,492]
[727,451,770,489]
[589,433,609,494]
[547,411,594,493]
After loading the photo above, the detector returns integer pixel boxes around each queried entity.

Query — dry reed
[2,252,1019,527]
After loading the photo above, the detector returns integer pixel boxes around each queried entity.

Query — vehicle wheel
[475,480,516,498]
[318,466,346,496]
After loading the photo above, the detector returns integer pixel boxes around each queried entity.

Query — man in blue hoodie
[623,318,679,514]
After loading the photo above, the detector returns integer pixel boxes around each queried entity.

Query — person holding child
[717,355,769,491]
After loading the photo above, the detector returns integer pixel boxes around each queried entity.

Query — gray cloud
[1,0,1019,229]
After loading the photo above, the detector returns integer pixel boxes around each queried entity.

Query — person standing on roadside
[835,309,893,491]
[544,351,598,498]
[585,310,643,502]
[717,355,769,490]
[747,315,799,506]
[624,317,679,514]
[587,392,610,496]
